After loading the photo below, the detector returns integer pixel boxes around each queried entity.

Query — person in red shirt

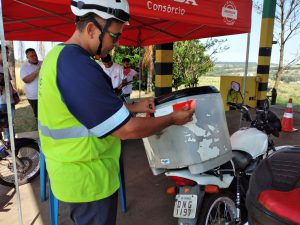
[120,57,138,103]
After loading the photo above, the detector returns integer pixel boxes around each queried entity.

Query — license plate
[173,194,198,219]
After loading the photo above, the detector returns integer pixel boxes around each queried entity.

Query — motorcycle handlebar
[227,102,240,108]
[228,101,280,137]
[227,102,252,122]
[227,102,252,110]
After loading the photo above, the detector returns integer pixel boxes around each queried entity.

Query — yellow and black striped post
[155,43,173,97]
[256,0,276,108]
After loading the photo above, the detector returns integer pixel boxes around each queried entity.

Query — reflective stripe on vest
[39,104,129,139]
[38,120,91,139]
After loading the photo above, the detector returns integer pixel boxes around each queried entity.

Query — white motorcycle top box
[143,86,232,175]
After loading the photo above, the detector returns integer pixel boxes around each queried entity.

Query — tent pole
[240,32,251,128]
[0,3,24,225]
[138,47,142,99]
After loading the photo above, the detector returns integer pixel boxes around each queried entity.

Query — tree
[113,46,140,70]
[19,41,25,63]
[37,41,46,59]
[255,0,300,89]
[112,39,227,91]
[142,46,155,93]
[173,40,215,89]
[6,41,16,86]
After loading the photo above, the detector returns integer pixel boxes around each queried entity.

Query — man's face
[26,51,38,65]
[98,20,124,58]
[102,61,113,68]
[122,61,130,68]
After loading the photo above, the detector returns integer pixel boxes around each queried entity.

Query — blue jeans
[0,104,15,141]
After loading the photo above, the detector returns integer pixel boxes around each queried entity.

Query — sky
[209,10,300,64]
[13,8,300,65]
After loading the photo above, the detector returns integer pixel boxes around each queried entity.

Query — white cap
[71,0,130,24]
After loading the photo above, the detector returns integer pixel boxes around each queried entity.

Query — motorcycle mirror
[231,81,240,92]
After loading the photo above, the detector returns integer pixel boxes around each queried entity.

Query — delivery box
[143,86,232,175]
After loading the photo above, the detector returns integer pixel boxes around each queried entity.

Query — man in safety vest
[38,0,194,224]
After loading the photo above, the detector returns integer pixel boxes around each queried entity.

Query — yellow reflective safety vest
[38,45,120,202]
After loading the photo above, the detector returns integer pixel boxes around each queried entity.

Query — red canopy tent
[1,1,252,225]
[2,0,252,45]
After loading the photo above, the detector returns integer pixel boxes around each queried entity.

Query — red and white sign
[222,1,238,25]
[154,99,196,117]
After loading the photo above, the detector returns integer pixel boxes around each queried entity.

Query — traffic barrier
[281,98,297,132]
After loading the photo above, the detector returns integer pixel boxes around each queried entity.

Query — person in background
[121,57,138,102]
[0,44,19,141]
[38,0,194,225]
[100,53,124,90]
[20,48,41,119]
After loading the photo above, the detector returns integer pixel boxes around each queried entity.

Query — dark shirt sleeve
[56,45,130,138]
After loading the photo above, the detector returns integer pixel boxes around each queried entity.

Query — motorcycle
[0,111,40,187]
[163,97,282,225]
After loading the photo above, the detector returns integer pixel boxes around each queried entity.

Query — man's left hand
[128,98,155,113]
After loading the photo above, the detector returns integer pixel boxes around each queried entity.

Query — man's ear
[86,22,100,38]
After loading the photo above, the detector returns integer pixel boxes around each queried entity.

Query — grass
[132,76,300,107]
[269,82,300,107]
[14,96,37,133]
[193,76,300,107]
[13,67,36,133]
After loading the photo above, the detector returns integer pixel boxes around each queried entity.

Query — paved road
[0,106,299,225]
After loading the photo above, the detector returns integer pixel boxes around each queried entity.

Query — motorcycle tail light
[167,176,197,186]
[166,186,177,196]
[204,185,219,193]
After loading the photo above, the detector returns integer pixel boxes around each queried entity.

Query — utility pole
[154,43,173,96]
[256,0,276,108]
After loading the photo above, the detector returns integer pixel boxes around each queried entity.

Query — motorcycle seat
[258,188,300,224]
[232,150,252,170]
[246,146,300,225]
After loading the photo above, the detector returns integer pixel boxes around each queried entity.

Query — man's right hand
[171,106,195,125]
[22,66,40,83]
[113,104,195,140]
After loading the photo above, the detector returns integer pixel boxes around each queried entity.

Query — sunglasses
[91,18,121,44]
[107,32,121,44]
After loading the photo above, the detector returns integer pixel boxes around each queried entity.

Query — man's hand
[138,98,155,113]
[36,66,41,74]
[127,98,155,113]
[171,105,195,125]
[23,66,40,83]
[116,79,128,91]
[120,79,127,88]
[113,104,195,140]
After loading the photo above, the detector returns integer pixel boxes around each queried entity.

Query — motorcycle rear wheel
[197,191,237,225]
[0,141,40,187]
